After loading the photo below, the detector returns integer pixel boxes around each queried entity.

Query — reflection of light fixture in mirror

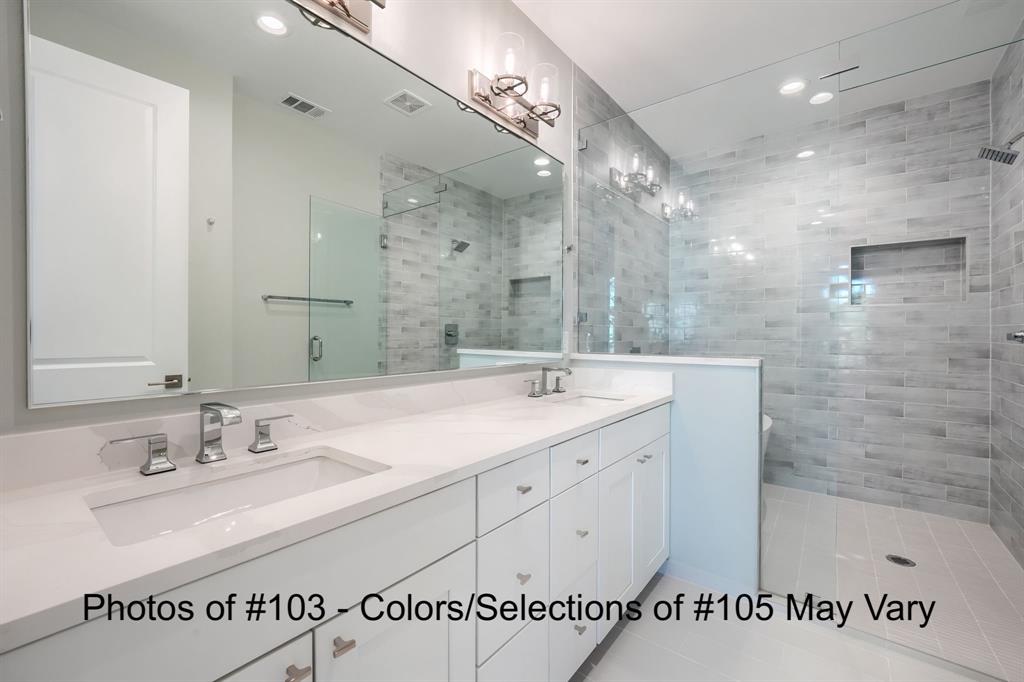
[537,169,552,177]
[809,91,833,105]
[292,0,386,35]
[407,198,419,204]
[468,36,561,141]
[534,157,550,166]
[257,15,288,35]
[662,191,698,221]
[609,146,661,199]
[796,149,815,159]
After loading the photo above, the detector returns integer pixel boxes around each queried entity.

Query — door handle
[332,636,357,658]
[284,664,312,682]
[310,335,323,362]
[516,572,532,585]
[147,374,183,389]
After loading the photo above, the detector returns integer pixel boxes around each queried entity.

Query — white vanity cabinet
[311,545,475,682]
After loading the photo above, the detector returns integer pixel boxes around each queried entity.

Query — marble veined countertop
[0,387,671,652]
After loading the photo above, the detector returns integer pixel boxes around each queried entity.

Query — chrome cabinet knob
[332,636,357,658]
[574,624,588,635]
[576,529,589,538]
[576,457,590,466]
[284,664,312,682]
[516,484,533,494]
[516,572,532,585]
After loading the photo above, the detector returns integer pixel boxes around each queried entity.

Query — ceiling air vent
[280,93,331,119]
[385,89,431,116]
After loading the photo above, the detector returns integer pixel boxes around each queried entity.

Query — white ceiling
[517,0,1024,156]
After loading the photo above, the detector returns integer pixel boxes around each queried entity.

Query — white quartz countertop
[0,388,671,653]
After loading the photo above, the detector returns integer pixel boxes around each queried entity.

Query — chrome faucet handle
[553,375,568,393]
[109,433,176,476]
[248,414,294,454]
[524,378,543,398]
[541,366,573,395]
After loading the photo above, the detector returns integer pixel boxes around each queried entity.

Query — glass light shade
[492,32,527,96]
[530,62,559,104]
[627,145,646,176]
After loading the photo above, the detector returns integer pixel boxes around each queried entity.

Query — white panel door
[635,435,670,582]
[596,454,636,642]
[314,544,475,682]
[28,36,189,404]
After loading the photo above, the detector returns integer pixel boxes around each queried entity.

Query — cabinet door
[549,476,598,599]
[219,633,312,682]
[477,502,550,661]
[635,435,670,583]
[476,618,548,682]
[548,565,597,682]
[596,454,636,642]
[313,544,475,682]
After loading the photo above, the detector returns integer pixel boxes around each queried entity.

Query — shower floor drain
[886,554,916,567]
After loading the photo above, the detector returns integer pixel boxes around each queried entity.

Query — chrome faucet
[196,402,242,464]
[541,366,572,395]
[108,432,175,476]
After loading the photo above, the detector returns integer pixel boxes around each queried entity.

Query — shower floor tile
[761,484,1024,681]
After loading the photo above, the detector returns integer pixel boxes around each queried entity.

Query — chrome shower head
[451,239,470,253]
[980,132,1024,165]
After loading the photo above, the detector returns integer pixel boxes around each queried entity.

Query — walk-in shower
[576,1,1024,678]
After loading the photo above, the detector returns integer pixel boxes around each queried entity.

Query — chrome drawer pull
[576,529,589,538]
[332,636,357,658]
[637,457,646,464]
[574,624,587,635]
[516,572,532,585]
[643,453,653,460]
[285,664,312,682]
[516,484,533,494]
[576,457,590,466]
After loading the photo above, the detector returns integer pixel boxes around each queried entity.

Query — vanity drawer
[549,565,598,682]
[477,502,550,662]
[477,618,549,682]
[600,404,670,468]
[549,476,598,598]
[219,633,312,682]
[477,449,549,535]
[550,431,599,495]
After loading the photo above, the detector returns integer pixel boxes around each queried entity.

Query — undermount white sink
[550,394,626,407]
[87,446,388,546]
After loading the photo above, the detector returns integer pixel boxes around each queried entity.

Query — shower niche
[850,237,967,305]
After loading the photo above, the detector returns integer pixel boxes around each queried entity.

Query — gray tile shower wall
[501,187,563,352]
[669,82,993,522]
[990,31,1024,568]
[575,68,670,354]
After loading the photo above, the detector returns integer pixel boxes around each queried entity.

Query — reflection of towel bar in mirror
[262,295,354,306]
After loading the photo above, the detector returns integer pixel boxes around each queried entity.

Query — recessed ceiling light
[407,197,419,204]
[537,169,552,177]
[534,157,551,167]
[797,150,815,159]
[809,91,834,105]
[779,79,806,95]
[257,15,288,35]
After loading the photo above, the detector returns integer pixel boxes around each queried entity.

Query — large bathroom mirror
[24,0,564,406]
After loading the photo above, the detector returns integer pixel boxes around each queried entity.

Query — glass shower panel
[308,196,386,381]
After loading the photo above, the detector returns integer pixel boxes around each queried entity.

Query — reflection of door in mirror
[28,36,189,405]
[308,197,386,382]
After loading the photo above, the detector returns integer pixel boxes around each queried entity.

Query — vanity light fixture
[291,0,386,35]
[468,33,561,141]
[256,15,288,35]
[779,79,806,95]
[662,191,699,222]
[609,146,661,200]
